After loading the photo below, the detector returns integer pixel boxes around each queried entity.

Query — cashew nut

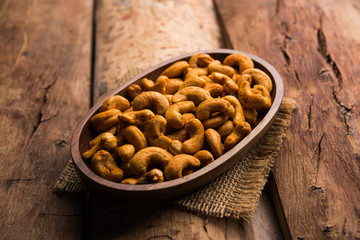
[166,128,189,142]
[129,147,173,176]
[168,140,183,155]
[224,122,252,150]
[243,107,258,126]
[238,81,272,111]
[116,144,135,162]
[184,67,208,79]
[144,115,172,149]
[88,126,116,148]
[91,150,124,182]
[202,113,229,129]
[132,91,170,115]
[140,76,168,94]
[223,95,245,125]
[193,150,214,167]
[99,95,131,112]
[182,119,205,154]
[241,68,273,93]
[197,53,214,67]
[165,101,196,129]
[172,86,212,106]
[121,168,165,185]
[196,98,235,121]
[82,132,118,160]
[164,78,183,94]
[203,82,223,97]
[127,84,142,100]
[179,76,206,90]
[205,129,223,158]
[208,60,235,78]
[209,72,239,95]
[161,61,189,77]
[120,109,155,126]
[91,109,121,133]
[223,53,254,74]
[121,125,147,151]
[218,120,235,141]
[164,154,201,180]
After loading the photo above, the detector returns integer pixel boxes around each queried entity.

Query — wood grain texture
[215,0,360,238]
[0,0,92,239]
[90,0,282,239]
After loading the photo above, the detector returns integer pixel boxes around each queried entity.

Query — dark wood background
[1,0,359,239]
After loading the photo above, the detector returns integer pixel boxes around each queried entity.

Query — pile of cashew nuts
[82,53,273,184]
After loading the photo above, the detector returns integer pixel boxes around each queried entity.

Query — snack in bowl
[71,49,283,201]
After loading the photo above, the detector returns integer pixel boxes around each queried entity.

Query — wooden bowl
[71,49,284,202]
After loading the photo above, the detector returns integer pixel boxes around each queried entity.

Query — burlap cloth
[54,69,296,220]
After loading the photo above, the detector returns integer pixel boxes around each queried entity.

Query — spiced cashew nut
[129,147,173,176]
[91,150,123,182]
[182,119,205,154]
[132,91,170,115]
[196,98,235,121]
[144,115,172,149]
[164,154,201,180]
[238,81,272,111]
[165,101,196,129]
[82,132,118,160]
[223,53,254,74]
[172,86,212,106]
[99,95,131,112]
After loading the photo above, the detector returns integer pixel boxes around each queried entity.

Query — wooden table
[1,0,359,239]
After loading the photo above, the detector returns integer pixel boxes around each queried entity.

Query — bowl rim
[70,48,284,194]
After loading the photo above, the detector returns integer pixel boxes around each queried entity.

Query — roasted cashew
[168,140,183,155]
[218,120,235,141]
[166,128,189,142]
[91,109,121,133]
[127,84,142,100]
[188,53,200,68]
[209,72,239,95]
[165,101,196,129]
[241,68,273,93]
[164,78,183,94]
[161,61,189,78]
[202,113,228,129]
[179,76,206,90]
[197,53,214,67]
[120,109,155,126]
[203,82,223,97]
[172,86,212,106]
[193,150,214,167]
[88,126,116,148]
[205,129,223,158]
[82,132,118,160]
[144,115,172,149]
[140,76,168,94]
[243,107,258,126]
[91,150,123,182]
[121,125,147,151]
[238,81,272,111]
[129,147,173,176]
[121,168,165,185]
[196,98,235,121]
[224,122,252,150]
[132,91,170,115]
[223,53,254,74]
[116,144,135,162]
[184,67,208,79]
[208,60,235,78]
[99,95,131,112]
[223,95,245,125]
[182,119,205,154]
[164,154,201,180]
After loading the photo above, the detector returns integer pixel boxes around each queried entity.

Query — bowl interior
[71,49,284,201]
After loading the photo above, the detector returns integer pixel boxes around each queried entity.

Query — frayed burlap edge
[54,159,87,192]
[175,97,296,220]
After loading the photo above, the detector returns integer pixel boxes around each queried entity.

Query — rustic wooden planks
[90,0,282,239]
[215,0,360,238]
[0,0,92,239]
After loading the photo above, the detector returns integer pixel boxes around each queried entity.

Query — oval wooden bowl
[71,49,284,202]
